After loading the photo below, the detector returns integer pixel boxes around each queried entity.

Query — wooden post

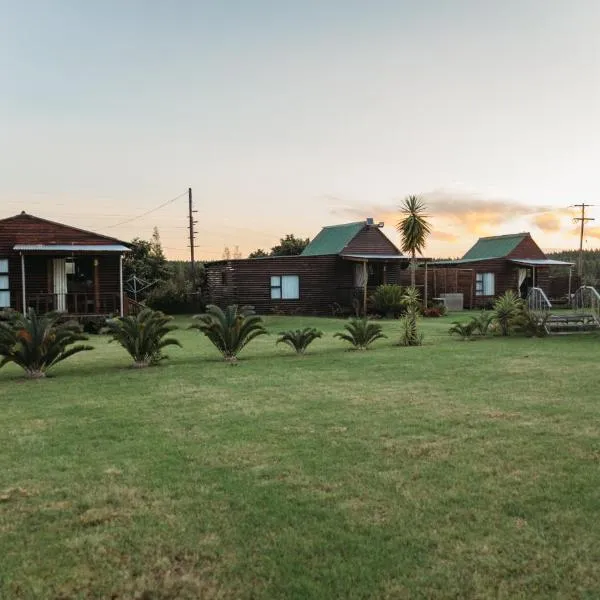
[94,258,100,313]
[119,254,124,317]
[363,260,368,316]
[568,267,573,304]
[424,261,428,308]
[20,253,26,313]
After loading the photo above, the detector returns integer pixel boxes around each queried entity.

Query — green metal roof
[462,233,528,260]
[301,222,365,256]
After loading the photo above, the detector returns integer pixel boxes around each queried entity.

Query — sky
[1,0,599,259]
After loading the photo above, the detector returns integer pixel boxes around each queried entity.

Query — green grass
[1,314,600,599]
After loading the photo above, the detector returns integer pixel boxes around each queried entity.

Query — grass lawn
[1,314,599,599]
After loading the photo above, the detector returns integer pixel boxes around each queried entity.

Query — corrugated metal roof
[301,222,365,256]
[462,233,528,260]
[14,244,130,252]
[509,258,574,266]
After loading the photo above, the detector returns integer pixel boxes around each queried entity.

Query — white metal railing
[526,287,552,312]
[572,286,600,323]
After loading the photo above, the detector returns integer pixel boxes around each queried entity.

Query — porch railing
[24,292,122,315]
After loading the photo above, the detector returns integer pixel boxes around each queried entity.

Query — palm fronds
[104,308,181,367]
[493,291,523,336]
[334,318,386,350]
[277,328,323,354]
[190,304,267,361]
[396,196,431,286]
[448,320,476,341]
[0,309,93,378]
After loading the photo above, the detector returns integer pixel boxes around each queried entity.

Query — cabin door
[53,258,68,311]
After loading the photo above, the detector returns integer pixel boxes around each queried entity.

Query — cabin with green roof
[204,219,408,315]
[429,232,573,307]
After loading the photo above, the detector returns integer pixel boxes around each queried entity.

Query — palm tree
[396,195,431,287]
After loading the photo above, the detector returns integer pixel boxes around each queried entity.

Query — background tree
[396,196,431,287]
[123,227,172,285]
[248,249,269,258]
[270,234,310,256]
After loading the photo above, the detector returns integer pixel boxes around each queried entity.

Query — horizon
[1,1,599,259]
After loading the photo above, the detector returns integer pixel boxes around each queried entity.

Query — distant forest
[546,249,600,283]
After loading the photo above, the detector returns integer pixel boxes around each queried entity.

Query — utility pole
[571,204,595,280]
[188,187,197,275]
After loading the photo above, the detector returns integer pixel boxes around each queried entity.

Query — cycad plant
[190,304,267,361]
[0,309,92,378]
[493,291,523,336]
[470,312,494,337]
[277,328,323,354]
[371,284,404,318]
[334,317,386,350]
[104,308,181,368]
[448,320,476,341]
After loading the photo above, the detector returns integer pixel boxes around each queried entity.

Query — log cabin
[204,219,410,315]
[428,232,574,307]
[0,212,130,316]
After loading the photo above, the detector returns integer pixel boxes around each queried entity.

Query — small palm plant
[277,328,323,354]
[334,317,386,350]
[0,309,93,378]
[448,320,476,341]
[190,304,267,362]
[493,291,523,336]
[470,312,494,337]
[104,308,181,368]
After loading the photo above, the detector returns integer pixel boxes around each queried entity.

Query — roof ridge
[477,232,529,240]
[320,221,365,229]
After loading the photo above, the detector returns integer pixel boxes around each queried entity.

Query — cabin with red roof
[0,212,130,316]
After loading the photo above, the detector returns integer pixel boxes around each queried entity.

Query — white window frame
[270,275,299,300]
[0,258,9,308]
[475,272,495,296]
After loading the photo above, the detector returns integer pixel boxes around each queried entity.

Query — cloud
[530,208,576,233]
[429,230,460,243]
[585,227,600,240]
[327,190,554,235]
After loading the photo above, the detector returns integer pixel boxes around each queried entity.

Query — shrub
[470,312,494,336]
[0,309,93,378]
[423,307,443,318]
[146,279,204,314]
[190,304,267,362]
[402,286,421,312]
[334,317,386,350]
[493,291,524,336]
[371,284,404,317]
[79,315,108,335]
[448,320,476,341]
[277,328,323,354]
[515,308,550,338]
[104,308,181,368]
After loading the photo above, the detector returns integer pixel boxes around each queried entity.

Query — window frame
[270,275,300,300]
[0,258,9,308]
[475,272,495,296]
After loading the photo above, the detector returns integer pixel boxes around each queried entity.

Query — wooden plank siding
[205,255,407,315]
[343,227,401,254]
[0,213,127,314]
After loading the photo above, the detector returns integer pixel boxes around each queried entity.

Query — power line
[105,190,188,228]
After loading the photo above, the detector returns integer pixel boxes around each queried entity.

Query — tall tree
[270,234,310,256]
[396,195,431,286]
[123,227,171,285]
[248,249,269,258]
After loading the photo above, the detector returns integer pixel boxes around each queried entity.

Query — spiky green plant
[470,312,494,336]
[493,291,523,336]
[104,308,181,368]
[402,286,421,312]
[0,309,93,378]
[396,196,431,287]
[398,307,424,346]
[276,328,323,354]
[515,308,550,338]
[334,317,386,350]
[190,304,267,361]
[371,284,404,318]
[448,320,476,341]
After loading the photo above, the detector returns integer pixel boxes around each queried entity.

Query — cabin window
[270,275,299,300]
[0,258,9,308]
[475,272,495,296]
